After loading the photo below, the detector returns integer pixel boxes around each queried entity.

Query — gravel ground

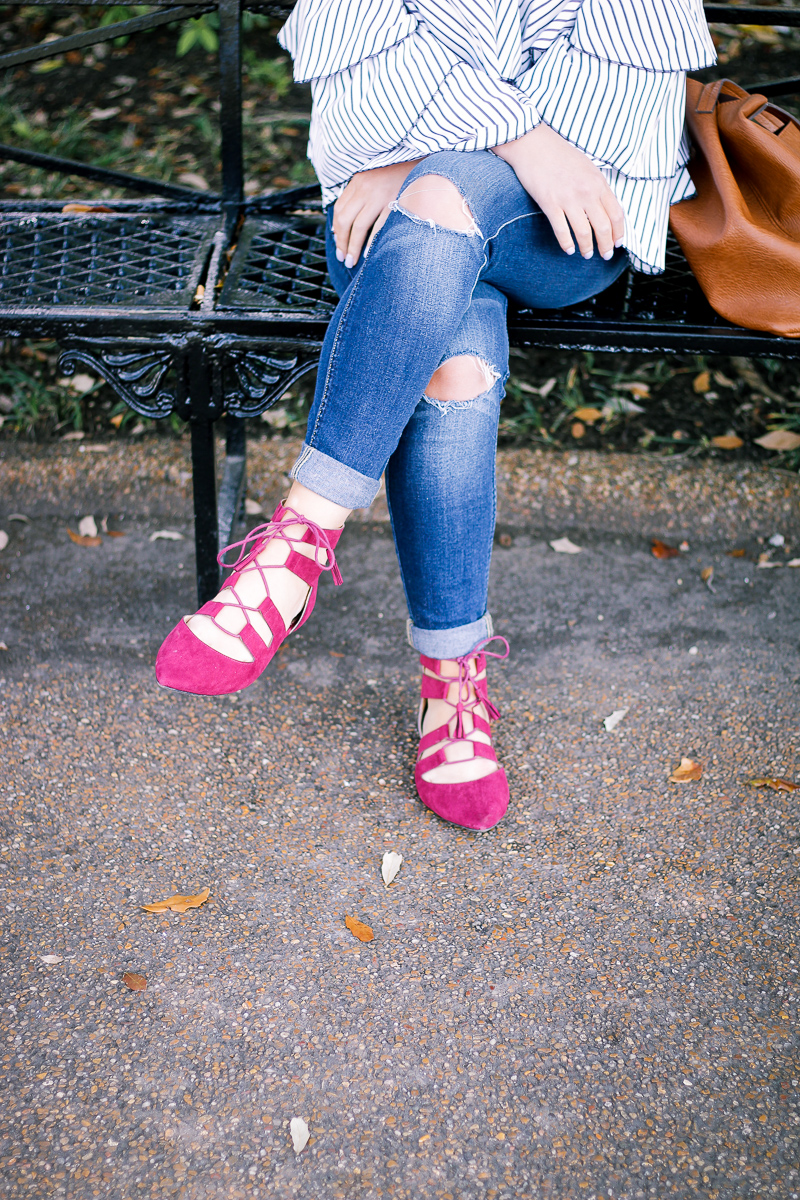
[1,442,798,1200]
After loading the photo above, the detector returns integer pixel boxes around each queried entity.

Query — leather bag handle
[695,78,749,114]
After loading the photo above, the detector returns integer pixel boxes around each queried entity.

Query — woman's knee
[395,174,480,235]
[425,354,499,402]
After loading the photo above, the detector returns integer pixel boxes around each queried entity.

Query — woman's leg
[176,149,626,668]
[386,281,508,786]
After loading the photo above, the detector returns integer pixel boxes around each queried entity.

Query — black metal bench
[2,0,799,604]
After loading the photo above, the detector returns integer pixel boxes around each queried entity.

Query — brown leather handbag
[669,77,800,337]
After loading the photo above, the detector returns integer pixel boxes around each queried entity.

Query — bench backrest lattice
[1,1,799,602]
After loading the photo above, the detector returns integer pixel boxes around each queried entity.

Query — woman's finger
[603,190,626,247]
[584,198,614,260]
[539,201,575,255]
[332,193,359,260]
[345,205,381,267]
[564,204,594,259]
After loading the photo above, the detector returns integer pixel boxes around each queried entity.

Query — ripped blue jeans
[291,149,627,658]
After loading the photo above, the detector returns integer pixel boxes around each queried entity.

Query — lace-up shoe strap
[187,506,344,656]
[192,593,287,659]
[417,714,497,772]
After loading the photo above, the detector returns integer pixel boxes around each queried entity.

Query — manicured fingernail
[345,254,354,269]
[603,250,614,261]
[565,246,576,256]
[583,251,594,260]
[335,247,345,262]
[615,238,624,248]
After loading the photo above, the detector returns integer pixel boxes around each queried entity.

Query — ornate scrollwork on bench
[207,336,323,418]
[58,339,188,420]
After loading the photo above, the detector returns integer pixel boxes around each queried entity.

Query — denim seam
[304,248,369,455]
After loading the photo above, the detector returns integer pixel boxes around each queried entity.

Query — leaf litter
[141,887,210,914]
[747,777,798,792]
[651,539,679,559]
[603,708,629,732]
[670,757,703,783]
[550,536,582,554]
[345,914,374,942]
[122,972,147,991]
[381,851,403,887]
[149,530,184,542]
[290,1117,310,1153]
[67,527,102,547]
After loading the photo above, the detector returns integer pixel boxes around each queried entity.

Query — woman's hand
[332,159,423,268]
[493,124,625,260]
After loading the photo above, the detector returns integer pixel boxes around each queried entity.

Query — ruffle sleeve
[278,0,418,82]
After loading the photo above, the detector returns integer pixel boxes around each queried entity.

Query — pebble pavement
[1,441,798,1199]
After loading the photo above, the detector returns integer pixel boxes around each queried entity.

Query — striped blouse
[278,0,716,273]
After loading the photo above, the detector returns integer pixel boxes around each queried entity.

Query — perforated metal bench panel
[0,211,220,310]
[219,216,338,314]
[220,213,797,355]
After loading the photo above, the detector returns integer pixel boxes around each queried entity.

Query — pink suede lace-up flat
[155,503,343,696]
[415,636,510,831]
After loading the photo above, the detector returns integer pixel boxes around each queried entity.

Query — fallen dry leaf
[573,406,603,424]
[787,559,800,567]
[109,413,124,429]
[651,539,679,559]
[149,530,184,542]
[178,171,210,191]
[0,642,8,651]
[67,527,102,547]
[40,954,62,965]
[603,707,629,732]
[62,430,84,441]
[78,515,98,538]
[498,532,513,547]
[141,887,210,914]
[0,531,8,552]
[244,498,263,515]
[8,514,28,523]
[603,395,645,416]
[670,757,703,783]
[381,851,403,887]
[693,370,711,394]
[755,430,800,452]
[618,381,651,400]
[550,536,582,554]
[62,374,96,395]
[713,370,736,388]
[290,1117,309,1153]
[747,777,798,792]
[62,203,114,213]
[711,435,743,450]
[728,548,747,558]
[571,421,586,439]
[345,914,374,942]
[701,566,715,592]
[122,972,147,991]
[106,529,126,538]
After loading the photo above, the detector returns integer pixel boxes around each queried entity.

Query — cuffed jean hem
[406,613,494,659]
[290,443,381,510]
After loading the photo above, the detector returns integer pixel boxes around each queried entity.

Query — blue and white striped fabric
[279,0,716,272]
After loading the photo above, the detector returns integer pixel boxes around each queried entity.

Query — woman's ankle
[284,481,351,530]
